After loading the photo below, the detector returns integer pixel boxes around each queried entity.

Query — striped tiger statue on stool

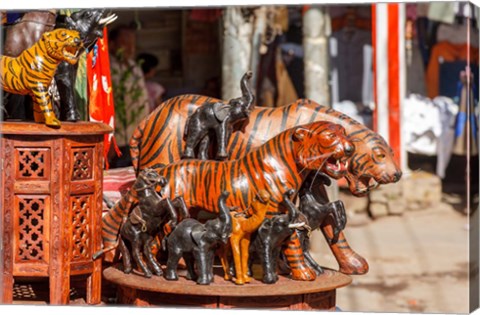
[0,28,82,127]
[103,121,354,281]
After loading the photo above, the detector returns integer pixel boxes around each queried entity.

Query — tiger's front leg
[321,216,369,275]
[283,231,316,281]
[32,87,61,128]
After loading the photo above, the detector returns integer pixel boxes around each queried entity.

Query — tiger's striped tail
[101,192,137,262]
[283,231,317,281]
[129,117,147,173]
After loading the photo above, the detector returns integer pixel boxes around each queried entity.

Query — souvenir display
[124,95,402,278]
[104,120,355,281]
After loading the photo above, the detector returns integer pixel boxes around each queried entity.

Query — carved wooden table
[0,122,112,305]
[104,265,351,310]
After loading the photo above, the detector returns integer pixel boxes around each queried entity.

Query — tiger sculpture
[103,121,354,280]
[0,28,82,127]
[123,95,402,278]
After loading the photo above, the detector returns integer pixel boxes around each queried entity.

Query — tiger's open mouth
[324,157,349,179]
[63,44,81,62]
[348,175,380,197]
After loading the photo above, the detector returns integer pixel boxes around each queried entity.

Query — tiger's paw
[290,264,316,281]
[45,116,61,128]
[338,252,369,275]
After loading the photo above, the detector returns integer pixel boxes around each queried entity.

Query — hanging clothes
[452,71,478,156]
[329,28,372,104]
[425,41,479,99]
[437,23,479,47]
[434,96,459,178]
[404,94,442,156]
[275,47,298,107]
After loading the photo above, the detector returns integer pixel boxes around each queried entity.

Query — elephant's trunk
[286,197,298,223]
[240,71,255,110]
[165,198,178,231]
[218,192,233,243]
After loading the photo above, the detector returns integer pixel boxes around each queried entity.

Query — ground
[310,200,471,313]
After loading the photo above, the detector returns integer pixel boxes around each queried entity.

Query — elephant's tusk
[288,222,306,229]
[100,14,117,25]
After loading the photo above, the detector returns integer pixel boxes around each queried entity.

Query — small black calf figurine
[165,192,233,285]
[297,174,347,275]
[118,171,179,278]
[248,189,304,284]
[182,71,254,160]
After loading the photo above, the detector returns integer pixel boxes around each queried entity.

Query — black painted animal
[296,174,347,275]
[164,192,233,285]
[248,189,304,284]
[54,9,117,121]
[117,170,179,278]
[182,71,254,160]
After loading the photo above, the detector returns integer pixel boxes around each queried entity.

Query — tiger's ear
[42,31,52,40]
[293,127,311,142]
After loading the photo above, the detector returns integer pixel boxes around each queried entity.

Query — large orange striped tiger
[102,121,354,280]
[0,28,82,127]
[130,95,401,196]
[126,95,402,277]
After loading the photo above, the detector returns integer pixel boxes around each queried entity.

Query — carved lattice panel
[72,148,94,180]
[16,149,50,179]
[16,197,46,262]
[71,195,92,261]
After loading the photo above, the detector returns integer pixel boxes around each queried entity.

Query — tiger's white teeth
[345,161,349,169]
[336,160,340,169]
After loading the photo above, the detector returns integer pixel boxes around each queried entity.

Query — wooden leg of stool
[86,259,102,304]
[1,274,14,303]
[49,272,70,304]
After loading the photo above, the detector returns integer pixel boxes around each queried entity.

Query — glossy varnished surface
[0,121,112,135]
[103,265,351,297]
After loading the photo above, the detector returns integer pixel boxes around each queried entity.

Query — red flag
[87,28,121,169]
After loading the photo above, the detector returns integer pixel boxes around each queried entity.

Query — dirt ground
[309,200,471,313]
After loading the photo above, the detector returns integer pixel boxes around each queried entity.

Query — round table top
[103,265,352,297]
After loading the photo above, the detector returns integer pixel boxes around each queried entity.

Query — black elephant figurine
[54,9,117,121]
[182,71,255,160]
[164,192,233,285]
[248,189,304,284]
[296,174,347,275]
[118,172,180,278]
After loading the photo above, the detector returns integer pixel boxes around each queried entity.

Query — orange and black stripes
[151,121,348,213]
[283,233,311,273]
[154,125,305,212]
[101,193,137,245]
[129,96,386,174]
[0,29,80,125]
[103,121,348,251]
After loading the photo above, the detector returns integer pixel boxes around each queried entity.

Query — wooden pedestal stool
[0,122,111,305]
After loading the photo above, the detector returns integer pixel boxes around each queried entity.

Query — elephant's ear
[190,225,206,247]
[213,102,231,122]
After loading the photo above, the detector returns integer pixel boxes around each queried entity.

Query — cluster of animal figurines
[100,72,402,286]
[1,9,117,127]
[114,168,346,286]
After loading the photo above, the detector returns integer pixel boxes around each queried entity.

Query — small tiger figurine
[0,28,82,127]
